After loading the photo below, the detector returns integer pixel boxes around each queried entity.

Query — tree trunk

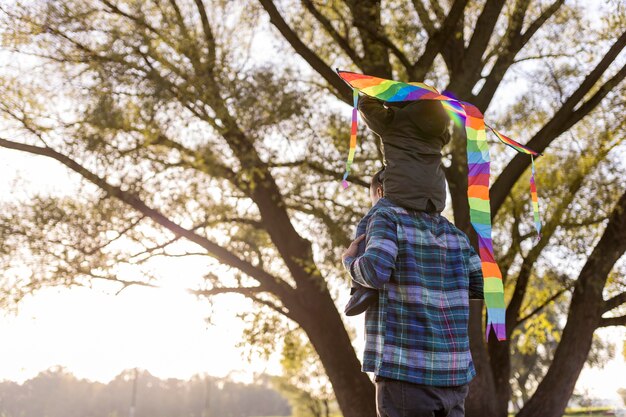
[465,301,499,417]
[517,191,626,417]
[516,279,600,417]
[295,284,377,417]
[488,336,512,416]
[446,127,472,237]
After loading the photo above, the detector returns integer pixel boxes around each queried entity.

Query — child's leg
[350,281,365,294]
[345,283,378,316]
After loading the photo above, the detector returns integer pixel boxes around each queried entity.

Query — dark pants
[375,377,469,417]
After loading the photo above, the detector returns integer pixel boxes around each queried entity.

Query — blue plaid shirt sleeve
[468,246,484,299]
[346,209,398,289]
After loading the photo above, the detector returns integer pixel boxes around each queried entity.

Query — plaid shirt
[344,198,484,386]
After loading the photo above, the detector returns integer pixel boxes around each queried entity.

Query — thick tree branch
[429,0,446,22]
[598,316,626,327]
[559,62,626,133]
[603,292,626,313]
[520,0,565,45]
[192,0,217,72]
[497,204,522,283]
[491,31,626,218]
[257,0,352,103]
[167,0,191,40]
[269,159,369,188]
[464,0,506,67]
[411,0,436,36]
[301,0,361,66]
[474,0,565,110]
[515,287,569,327]
[190,287,293,318]
[353,24,413,71]
[440,12,466,76]
[0,138,293,299]
[505,144,614,333]
[345,0,392,78]
[412,0,468,81]
[190,286,263,297]
[448,0,506,95]
[517,189,626,417]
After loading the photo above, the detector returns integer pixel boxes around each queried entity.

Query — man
[342,168,484,417]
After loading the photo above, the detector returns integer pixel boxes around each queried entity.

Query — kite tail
[341,89,360,189]
[530,155,542,242]
[487,125,542,241]
[464,103,507,341]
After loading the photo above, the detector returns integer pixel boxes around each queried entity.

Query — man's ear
[377,186,384,198]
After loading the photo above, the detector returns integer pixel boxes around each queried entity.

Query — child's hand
[342,235,366,262]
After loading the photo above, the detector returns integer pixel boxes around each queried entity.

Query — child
[344,94,451,316]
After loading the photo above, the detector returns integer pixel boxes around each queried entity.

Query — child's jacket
[358,95,450,212]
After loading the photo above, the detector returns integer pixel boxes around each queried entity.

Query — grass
[508,407,616,417]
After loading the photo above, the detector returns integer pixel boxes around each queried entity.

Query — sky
[0,150,284,383]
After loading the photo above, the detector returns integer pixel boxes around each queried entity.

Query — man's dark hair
[371,167,385,189]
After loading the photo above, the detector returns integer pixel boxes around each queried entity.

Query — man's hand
[342,234,366,263]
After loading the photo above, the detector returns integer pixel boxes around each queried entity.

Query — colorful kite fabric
[337,69,543,341]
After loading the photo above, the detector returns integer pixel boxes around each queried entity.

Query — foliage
[270,330,337,417]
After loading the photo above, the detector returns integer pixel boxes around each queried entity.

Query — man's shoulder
[369,198,406,219]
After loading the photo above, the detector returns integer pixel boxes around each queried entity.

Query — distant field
[508,407,620,417]
[260,408,622,417]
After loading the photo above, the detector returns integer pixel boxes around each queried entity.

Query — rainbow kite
[337,69,542,341]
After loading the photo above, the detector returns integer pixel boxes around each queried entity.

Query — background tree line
[0,367,290,417]
[0,1,625,417]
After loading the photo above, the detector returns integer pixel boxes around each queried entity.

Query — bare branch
[560,216,608,229]
[257,0,352,103]
[598,315,626,327]
[192,0,217,72]
[190,286,263,296]
[515,287,570,327]
[152,135,240,183]
[491,31,626,218]
[512,53,573,64]
[0,138,293,299]
[83,215,147,256]
[603,292,626,313]
[352,23,413,71]
[345,0,392,77]
[448,0,506,95]
[301,0,361,65]
[429,0,446,22]
[269,159,369,188]
[520,0,565,45]
[190,286,293,318]
[412,0,468,80]
[474,0,566,109]
[167,0,191,39]
[411,0,436,36]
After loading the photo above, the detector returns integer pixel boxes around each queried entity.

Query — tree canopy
[1,1,625,417]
